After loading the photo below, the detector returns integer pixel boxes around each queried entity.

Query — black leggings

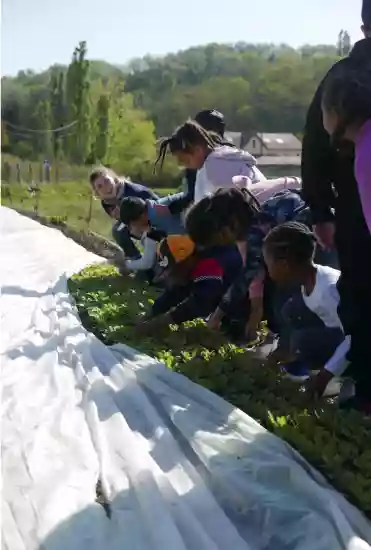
[335,218,371,401]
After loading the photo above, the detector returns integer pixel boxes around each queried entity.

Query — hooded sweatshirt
[194,146,265,204]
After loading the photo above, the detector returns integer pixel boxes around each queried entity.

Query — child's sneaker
[281,360,310,382]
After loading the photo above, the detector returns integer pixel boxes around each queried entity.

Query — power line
[5,128,77,140]
[3,120,78,134]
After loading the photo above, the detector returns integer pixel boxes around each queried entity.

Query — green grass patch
[69,263,371,517]
[2,182,177,238]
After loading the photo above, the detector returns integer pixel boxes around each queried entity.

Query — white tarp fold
[1,207,370,550]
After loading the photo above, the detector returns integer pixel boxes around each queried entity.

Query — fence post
[3,185,12,204]
[45,163,51,183]
[3,161,11,183]
[28,163,33,183]
[34,181,40,216]
[16,163,22,183]
[86,192,93,230]
[54,161,60,184]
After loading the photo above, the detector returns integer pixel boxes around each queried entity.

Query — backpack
[258,189,312,227]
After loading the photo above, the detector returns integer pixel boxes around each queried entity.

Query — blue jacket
[146,193,187,235]
[102,180,159,210]
[117,180,159,201]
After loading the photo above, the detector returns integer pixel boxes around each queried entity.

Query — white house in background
[224,131,243,148]
[245,133,302,157]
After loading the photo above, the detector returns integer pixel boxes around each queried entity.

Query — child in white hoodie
[155,120,264,204]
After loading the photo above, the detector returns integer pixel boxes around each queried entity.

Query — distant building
[255,155,301,178]
[224,131,243,148]
[245,133,302,157]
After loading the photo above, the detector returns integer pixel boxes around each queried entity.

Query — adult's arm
[125,180,159,201]
[148,192,191,223]
[301,77,337,223]
[167,193,194,215]
[163,170,197,215]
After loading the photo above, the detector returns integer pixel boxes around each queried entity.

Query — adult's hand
[313,221,335,250]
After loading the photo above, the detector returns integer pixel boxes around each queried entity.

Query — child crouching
[136,219,243,334]
[263,222,348,391]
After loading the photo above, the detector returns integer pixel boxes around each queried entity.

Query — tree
[337,30,352,57]
[92,93,110,162]
[1,40,340,170]
[342,31,352,56]
[33,100,53,157]
[65,41,91,163]
[104,90,156,174]
[50,70,66,158]
[1,121,10,151]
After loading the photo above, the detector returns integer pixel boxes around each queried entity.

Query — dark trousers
[335,210,371,401]
[278,294,344,367]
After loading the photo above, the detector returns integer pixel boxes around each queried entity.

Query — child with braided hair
[155,119,264,205]
[263,222,348,390]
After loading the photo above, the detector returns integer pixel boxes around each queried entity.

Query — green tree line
[1,34,350,182]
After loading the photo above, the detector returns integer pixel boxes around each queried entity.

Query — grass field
[1,182,176,238]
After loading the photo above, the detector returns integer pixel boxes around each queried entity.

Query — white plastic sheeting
[1,207,370,550]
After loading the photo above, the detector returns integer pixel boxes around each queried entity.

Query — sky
[1,0,365,76]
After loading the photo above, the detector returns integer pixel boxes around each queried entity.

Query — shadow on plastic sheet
[37,360,369,550]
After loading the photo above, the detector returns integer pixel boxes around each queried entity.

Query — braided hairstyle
[263,222,317,265]
[185,187,261,247]
[322,67,371,143]
[154,119,224,172]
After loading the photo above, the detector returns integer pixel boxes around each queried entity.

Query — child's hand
[207,308,224,331]
[306,369,334,398]
[313,222,335,250]
[135,313,171,336]
[245,327,259,344]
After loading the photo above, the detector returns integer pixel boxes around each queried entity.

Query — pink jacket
[194,146,265,203]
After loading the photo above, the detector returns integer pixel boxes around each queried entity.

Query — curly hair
[185,187,261,247]
[263,221,317,264]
